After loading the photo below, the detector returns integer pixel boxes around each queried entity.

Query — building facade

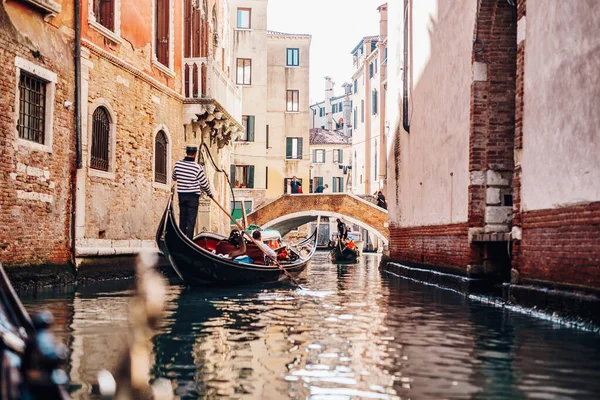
[309,77,353,137]
[229,0,311,218]
[1,0,243,270]
[350,3,388,197]
[386,0,600,299]
[0,0,75,267]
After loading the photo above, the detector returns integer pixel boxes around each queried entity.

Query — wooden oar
[210,197,303,287]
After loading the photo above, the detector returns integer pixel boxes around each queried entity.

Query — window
[333,149,343,163]
[286,90,299,112]
[18,72,47,145]
[374,59,378,74]
[319,107,324,117]
[231,200,253,223]
[284,177,302,194]
[94,0,115,31]
[332,104,336,113]
[332,177,344,193]
[230,165,254,188]
[361,100,365,123]
[353,79,357,94]
[154,130,168,184]
[286,137,303,159]
[286,48,299,66]
[236,58,251,85]
[237,7,251,29]
[312,177,323,192]
[313,149,325,163]
[372,89,378,115]
[338,103,343,112]
[353,107,357,128]
[312,108,316,116]
[91,107,111,171]
[266,124,270,149]
[369,63,373,78]
[155,0,170,66]
[240,115,255,141]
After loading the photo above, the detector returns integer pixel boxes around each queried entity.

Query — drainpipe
[72,0,82,264]
[402,0,410,133]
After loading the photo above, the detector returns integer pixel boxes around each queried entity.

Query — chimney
[378,3,388,42]
[324,76,335,131]
[341,82,352,137]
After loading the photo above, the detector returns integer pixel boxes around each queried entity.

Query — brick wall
[519,202,600,289]
[0,4,75,267]
[388,223,476,274]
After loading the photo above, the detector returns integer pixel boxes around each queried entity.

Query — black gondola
[0,264,70,399]
[329,240,360,263]
[156,194,317,286]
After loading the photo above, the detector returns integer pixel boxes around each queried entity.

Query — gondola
[329,240,360,263]
[156,194,318,286]
[0,264,70,399]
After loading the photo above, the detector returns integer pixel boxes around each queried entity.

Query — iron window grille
[91,107,110,172]
[154,130,168,184]
[18,72,46,145]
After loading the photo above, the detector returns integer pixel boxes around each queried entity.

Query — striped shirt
[172,158,213,196]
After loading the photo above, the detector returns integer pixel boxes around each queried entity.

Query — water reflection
[21,253,600,399]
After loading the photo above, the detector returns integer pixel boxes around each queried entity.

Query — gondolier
[172,145,213,239]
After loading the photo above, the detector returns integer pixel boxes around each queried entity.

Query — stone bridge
[247,193,389,244]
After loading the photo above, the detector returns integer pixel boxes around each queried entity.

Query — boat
[0,264,70,399]
[156,194,318,286]
[329,239,360,263]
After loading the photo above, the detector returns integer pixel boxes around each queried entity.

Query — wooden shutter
[265,166,268,189]
[332,177,337,193]
[247,166,255,188]
[318,177,323,186]
[230,164,236,185]
[266,125,269,148]
[340,149,343,163]
[247,116,255,142]
[156,0,170,66]
[184,0,191,57]
[297,138,303,159]
[312,149,315,162]
[286,138,292,159]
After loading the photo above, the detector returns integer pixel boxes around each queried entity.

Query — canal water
[21,252,600,399]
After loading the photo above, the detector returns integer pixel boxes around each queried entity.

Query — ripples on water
[21,253,600,399]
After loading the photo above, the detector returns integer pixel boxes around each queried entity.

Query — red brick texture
[388,223,478,274]
[0,5,75,267]
[518,202,600,289]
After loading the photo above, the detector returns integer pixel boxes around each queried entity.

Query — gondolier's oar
[210,197,303,287]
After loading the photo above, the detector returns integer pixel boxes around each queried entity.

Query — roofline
[267,30,312,39]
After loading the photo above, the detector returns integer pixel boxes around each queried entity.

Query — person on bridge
[172,145,213,239]
[314,183,328,193]
[336,218,348,241]
[376,190,387,210]
[290,176,302,194]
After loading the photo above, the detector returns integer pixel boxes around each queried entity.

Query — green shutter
[312,149,316,162]
[247,116,255,142]
[286,138,292,159]
[318,176,323,186]
[340,178,343,192]
[230,164,236,185]
[297,138,303,159]
[332,177,336,192]
[340,149,343,163]
[266,124,269,148]
[265,166,268,189]
[247,165,254,188]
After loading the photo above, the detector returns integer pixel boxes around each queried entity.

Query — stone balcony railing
[182,57,242,125]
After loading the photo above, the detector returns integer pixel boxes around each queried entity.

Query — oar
[210,197,303,288]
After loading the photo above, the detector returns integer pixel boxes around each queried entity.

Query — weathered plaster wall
[520,0,600,211]
[0,2,75,267]
[266,33,311,199]
[388,0,475,227]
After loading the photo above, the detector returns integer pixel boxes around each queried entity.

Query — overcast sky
[266,0,384,104]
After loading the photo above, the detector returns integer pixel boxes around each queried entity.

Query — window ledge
[152,60,176,78]
[153,181,170,191]
[89,169,116,180]
[20,0,61,18]
[18,138,52,154]
[285,65,300,68]
[285,111,300,114]
[234,141,253,145]
[285,158,302,162]
[235,28,253,31]
[89,20,123,44]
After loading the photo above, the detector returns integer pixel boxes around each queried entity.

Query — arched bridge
[247,193,389,244]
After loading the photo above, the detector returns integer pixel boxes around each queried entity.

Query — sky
[266,0,384,104]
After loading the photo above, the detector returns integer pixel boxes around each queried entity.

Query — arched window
[91,106,110,171]
[154,130,168,184]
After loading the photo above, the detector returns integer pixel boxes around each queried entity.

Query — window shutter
[156,0,169,65]
[332,177,337,193]
[266,124,269,149]
[247,116,255,142]
[286,138,292,159]
[340,178,343,192]
[312,149,315,162]
[318,177,323,186]
[230,164,236,185]
[248,165,255,188]
[265,166,268,189]
[340,149,343,163]
[297,138,303,159]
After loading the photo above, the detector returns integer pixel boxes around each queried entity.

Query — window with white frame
[286,90,299,112]
[313,149,325,163]
[237,8,251,29]
[155,0,170,66]
[236,58,251,85]
[286,137,302,159]
[15,57,56,152]
[332,177,344,193]
[88,0,121,41]
[333,149,343,163]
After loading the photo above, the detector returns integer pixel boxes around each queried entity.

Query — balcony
[183,57,243,147]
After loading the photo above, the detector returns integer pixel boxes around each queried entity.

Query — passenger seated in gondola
[216,229,254,264]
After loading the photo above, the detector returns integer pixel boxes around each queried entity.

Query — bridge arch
[246,193,389,243]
